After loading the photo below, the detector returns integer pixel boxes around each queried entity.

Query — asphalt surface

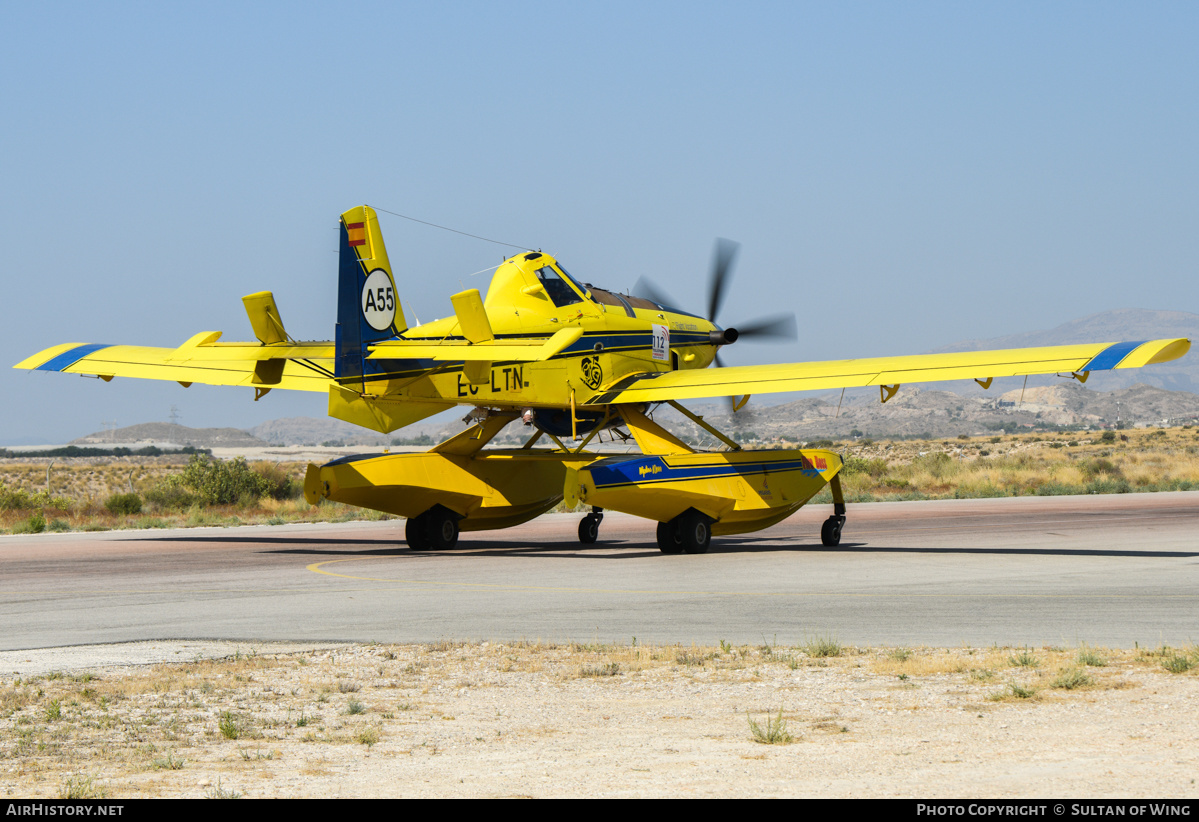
[2,492,1197,653]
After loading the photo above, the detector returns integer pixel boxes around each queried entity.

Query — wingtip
[1139,338,1191,367]
[13,343,90,371]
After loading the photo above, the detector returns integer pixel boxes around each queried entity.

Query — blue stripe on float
[588,455,821,489]
[1081,341,1146,372]
[35,344,112,372]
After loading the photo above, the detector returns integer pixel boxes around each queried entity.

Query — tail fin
[336,205,407,381]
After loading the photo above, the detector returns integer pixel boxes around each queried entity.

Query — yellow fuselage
[352,251,722,411]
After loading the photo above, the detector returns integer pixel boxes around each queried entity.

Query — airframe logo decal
[638,463,662,478]
[361,269,396,332]
[581,356,603,390]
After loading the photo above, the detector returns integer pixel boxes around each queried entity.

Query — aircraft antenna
[370,206,532,251]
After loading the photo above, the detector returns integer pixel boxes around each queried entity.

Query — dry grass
[0,459,387,534]
[811,426,1199,504]
[1,641,1192,797]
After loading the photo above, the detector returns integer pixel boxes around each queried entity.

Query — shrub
[1083,458,1122,479]
[1035,481,1082,496]
[144,476,198,511]
[180,455,272,506]
[1085,477,1132,495]
[104,493,142,516]
[844,457,889,478]
[12,513,47,534]
[250,462,300,501]
[913,451,955,479]
[0,484,71,512]
[953,484,1007,499]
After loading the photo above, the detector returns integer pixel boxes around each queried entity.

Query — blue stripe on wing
[1081,341,1147,372]
[35,344,112,372]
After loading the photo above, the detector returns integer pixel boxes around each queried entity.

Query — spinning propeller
[635,238,797,412]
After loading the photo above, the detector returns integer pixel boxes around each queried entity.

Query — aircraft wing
[14,333,335,392]
[585,338,1192,405]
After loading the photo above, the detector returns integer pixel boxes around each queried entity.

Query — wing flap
[585,338,1191,405]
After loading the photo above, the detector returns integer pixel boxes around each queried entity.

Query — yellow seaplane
[16,206,1191,554]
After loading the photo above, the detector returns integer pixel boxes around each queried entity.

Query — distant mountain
[72,423,268,448]
[679,382,1199,441]
[249,414,466,446]
[928,309,1199,394]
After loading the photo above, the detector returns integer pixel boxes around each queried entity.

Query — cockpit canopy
[533,263,584,308]
[478,250,698,329]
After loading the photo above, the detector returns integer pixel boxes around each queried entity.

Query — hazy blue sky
[3,2,1197,442]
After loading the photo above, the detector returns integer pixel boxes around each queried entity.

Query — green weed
[152,752,185,770]
[1162,654,1194,674]
[205,778,242,799]
[60,775,109,799]
[801,634,842,658]
[748,708,794,744]
[1009,649,1039,668]
[1052,668,1094,690]
[218,711,241,739]
[580,662,621,677]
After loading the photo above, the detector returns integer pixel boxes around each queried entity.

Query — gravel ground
[1,641,1197,799]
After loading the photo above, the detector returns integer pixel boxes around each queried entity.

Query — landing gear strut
[405,505,461,550]
[821,474,847,547]
[578,507,604,544]
[656,508,712,555]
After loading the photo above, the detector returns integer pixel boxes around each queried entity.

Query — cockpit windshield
[535,265,584,307]
[555,263,586,294]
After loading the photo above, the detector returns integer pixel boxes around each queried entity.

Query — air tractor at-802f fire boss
[17,206,1190,553]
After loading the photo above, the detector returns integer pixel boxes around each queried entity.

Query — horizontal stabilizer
[15,337,335,392]
[367,326,584,362]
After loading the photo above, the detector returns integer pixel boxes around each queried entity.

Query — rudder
[336,205,407,383]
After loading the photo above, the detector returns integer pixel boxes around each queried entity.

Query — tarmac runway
[1,491,1197,653]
